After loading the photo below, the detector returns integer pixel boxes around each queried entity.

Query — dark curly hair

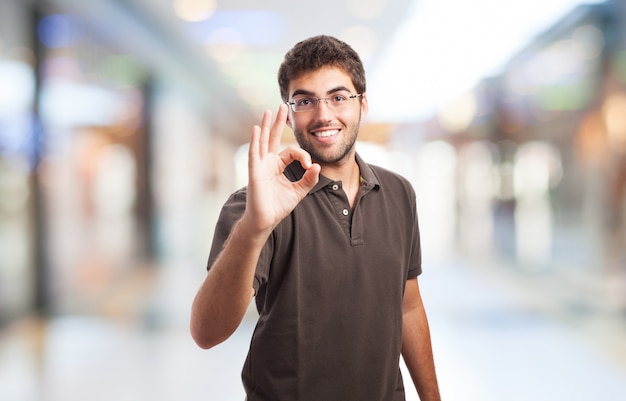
[278,35,366,102]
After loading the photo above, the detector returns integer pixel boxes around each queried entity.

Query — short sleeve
[206,190,247,270]
[406,186,422,280]
[206,188,273,294]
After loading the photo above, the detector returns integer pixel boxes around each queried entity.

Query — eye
[331,94,348,103]
[295,98,313,107]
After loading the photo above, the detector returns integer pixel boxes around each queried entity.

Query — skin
[286,66,366,205]
[190,66,440,400]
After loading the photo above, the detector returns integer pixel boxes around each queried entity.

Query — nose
[319,97,332,106]
[313,97,333,120]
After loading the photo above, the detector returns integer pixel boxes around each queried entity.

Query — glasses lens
[292,97,315,112]
[290,93,359,112]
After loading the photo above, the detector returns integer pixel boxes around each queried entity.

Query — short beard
[299,129,359,164]
[294,111,361,165]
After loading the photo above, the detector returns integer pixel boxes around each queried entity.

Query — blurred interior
[1,0,626,400]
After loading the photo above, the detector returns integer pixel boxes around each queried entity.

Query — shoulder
[364,163,418,221]
[367,163,415,196]
[369,163,411,184]
[216,186,248,224]
[356,152,414,192]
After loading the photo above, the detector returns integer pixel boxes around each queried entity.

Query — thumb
[295,163,320,195]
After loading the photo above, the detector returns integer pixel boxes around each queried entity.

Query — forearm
[191,104,319,349]
[190,217,269,349]
[402,286,441,400]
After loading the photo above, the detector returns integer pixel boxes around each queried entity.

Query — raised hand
[241,103,321,236]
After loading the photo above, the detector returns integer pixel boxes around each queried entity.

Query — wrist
[234,213,274,247]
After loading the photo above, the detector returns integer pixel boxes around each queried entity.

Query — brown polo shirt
[207,153,422,401]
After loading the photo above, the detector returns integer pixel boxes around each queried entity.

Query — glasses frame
[286,93,362,112]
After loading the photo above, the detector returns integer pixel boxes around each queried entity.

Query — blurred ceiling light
[368,0,603,123]
[437,91,477,134]
[341,26,377,62]
[346,0,385,19]
[206,28,245,63]
[172,0,217,22]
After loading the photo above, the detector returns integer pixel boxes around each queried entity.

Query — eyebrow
[290,86,353,98]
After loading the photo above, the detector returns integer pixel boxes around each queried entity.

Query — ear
[286,109,294,129]
[360,92,369,118]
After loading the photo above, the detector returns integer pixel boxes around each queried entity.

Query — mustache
[307,121,337,131]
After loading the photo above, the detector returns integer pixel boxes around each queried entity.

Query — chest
[266,188,415,306]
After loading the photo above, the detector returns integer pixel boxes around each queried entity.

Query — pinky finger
[249,125,261,165]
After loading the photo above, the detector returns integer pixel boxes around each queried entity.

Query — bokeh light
[172,0,217,22]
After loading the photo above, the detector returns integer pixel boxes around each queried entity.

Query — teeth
[314,130,339,138]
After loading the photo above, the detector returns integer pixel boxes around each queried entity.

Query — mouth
[312,129,340,138]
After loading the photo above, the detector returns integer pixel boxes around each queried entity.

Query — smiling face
[287,66,368,167]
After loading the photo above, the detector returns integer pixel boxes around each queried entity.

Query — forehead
[287,66,356,97]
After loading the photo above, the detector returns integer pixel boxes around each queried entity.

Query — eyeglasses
[286,93,362,112]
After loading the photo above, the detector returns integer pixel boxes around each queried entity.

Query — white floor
[1,257,625,401]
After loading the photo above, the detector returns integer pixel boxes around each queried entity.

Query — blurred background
[1,0,625,400]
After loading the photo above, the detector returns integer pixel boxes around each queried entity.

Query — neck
[320,155,361,207]
[319,154,359,183]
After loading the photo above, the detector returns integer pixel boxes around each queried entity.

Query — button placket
[327,181,351,221]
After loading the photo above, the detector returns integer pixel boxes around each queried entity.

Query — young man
[191,35,441,401]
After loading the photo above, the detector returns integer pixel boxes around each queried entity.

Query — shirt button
[332,184,340,191]
[342,208,349,216]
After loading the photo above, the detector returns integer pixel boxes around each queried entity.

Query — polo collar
[284,153,381,195]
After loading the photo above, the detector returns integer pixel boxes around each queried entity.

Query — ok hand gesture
[241,104,321,236]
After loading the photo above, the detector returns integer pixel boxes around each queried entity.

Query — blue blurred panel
[185,10,287,45]
[0,113,36,165]
[37,14,81,48]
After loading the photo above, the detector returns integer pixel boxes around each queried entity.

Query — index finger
[268,104,289,153]
[278,145,313,170]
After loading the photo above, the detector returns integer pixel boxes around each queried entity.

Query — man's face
[286,66,368,166]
